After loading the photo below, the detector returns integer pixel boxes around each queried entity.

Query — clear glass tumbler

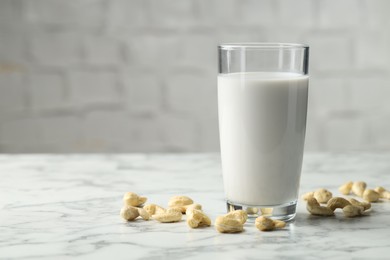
[217,43,309,221]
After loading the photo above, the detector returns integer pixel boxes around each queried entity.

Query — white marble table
[1,153,390,259]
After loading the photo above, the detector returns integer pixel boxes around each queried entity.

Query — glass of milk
[218,43,309,221]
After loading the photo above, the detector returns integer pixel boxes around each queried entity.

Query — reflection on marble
[1,153,390,259]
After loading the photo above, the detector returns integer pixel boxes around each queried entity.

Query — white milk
[218,72,309,206]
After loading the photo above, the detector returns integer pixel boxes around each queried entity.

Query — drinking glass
[218,43,309,221]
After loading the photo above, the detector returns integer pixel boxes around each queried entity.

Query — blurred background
[0,0,389,153]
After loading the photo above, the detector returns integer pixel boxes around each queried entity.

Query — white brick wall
[308,77,348,116]
[348,77,390,112]
[1,117,41,146]
[240,0,277,27]
[213,0,239,26]
[29,72,66,110]
[82,36,123,66]
[355,31,388,69]
[148,0,198,29]
[165,72,216,116]
[0,0,24,32]
[107,0,148,31]
[130,116,163,152]
[0,0,390,153]
[278,0,313,29]
[318,0,360,29]
[0,73,25,112]
[83,110,131,152]
[126,33,180,68]
[25,0,105,30]
[179,33,217,69]
[0,31,25,62]
[68,70,120,107]
[30,32,82,66]
[363,0,390,29]
[124,72,162,115]
[40,116,83,151]
[159,114,198,152]
[323,117,367,151]
[305,34,353,71]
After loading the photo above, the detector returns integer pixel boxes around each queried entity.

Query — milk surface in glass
[218,72,308,206]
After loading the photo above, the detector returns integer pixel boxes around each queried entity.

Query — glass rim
[218,42,309,50]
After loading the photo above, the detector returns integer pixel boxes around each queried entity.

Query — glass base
[226,200,297,222]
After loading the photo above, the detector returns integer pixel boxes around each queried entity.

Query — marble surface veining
[1,153,390,259]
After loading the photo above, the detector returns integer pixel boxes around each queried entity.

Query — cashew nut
[137,208,150,220]
[343,205,364,218]
[339,181,353,195]
[274,219,286,228]
[246,207,259,215]
[302,191,314,201]
[120,205,150,221]
[362,189,380,202]
[168,196,194,213]
[306,198,334,216]
[302,189,332,204]
[171,203,202,214]
[225,210,248,224]
[143,204,166,216]
[168,195,193,207]
[374,186,386,195]
[215,216,243,233]
[120,205,140,221]
[313,188,333,204]
[351,181,367,197]
[375,186,390,200]
[255,216,274,231]
[349,198,371,211]
[326,197,351,211]
[255,216,286,231]
[153,208,182,223]
[123,192,147,207]
[260,208,273,215]
[186,208,211,228]
[185,205,204,213]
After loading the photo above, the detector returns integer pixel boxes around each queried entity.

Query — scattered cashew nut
[349,198,371,211]
[339,181,353,195]
[171,203,202,214]
[123,192,147,207]
[306,198,334,216]
[273,219,286,229]
[185,203,202,211]
[362,189,380,202]
[143,204,166,216]
[120,205,140,221]
[255,216,274,231]
[215,216,243,233]
[168,196,194,213]
[343,205,364,218]
[225,210,248,224]
[302,191,314,201]
[186,208,211,228]
[153,208,182,223]
[302,189,332,204]
[351,181,367,197]
[137,208,150,220]
[260,208,273,215]
[313,188,333,204]
[326,197,351,211]
[246,207,259,215]
[120,205,150,221]
[375,186,390,200]
[255,216,286,231]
